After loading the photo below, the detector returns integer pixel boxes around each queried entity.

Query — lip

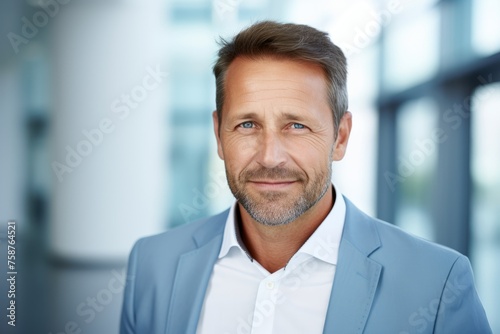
[247,180,297,190]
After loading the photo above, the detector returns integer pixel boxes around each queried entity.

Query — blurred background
[0,0,499,333]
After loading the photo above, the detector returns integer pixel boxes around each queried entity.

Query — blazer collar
[340,196,382,256]
[166,209,229,334]
[323,196,382,334]
[192,209,229,247]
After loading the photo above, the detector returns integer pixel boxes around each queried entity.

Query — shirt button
[266,281,275,289]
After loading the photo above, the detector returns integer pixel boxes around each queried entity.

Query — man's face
[213,57,351,226]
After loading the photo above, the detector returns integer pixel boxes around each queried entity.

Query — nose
[256,130,287,169]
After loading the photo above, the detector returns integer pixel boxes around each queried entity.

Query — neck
[238,186,334,273]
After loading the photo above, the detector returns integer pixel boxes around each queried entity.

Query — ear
[332,112,352,161]
[212,111,224,160]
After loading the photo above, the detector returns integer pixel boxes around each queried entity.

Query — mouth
[247,180,297,190]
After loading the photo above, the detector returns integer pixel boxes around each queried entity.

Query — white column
[49,0,169,262]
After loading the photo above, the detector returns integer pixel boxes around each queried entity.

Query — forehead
[225,56,328,89]
[223,56,330,113]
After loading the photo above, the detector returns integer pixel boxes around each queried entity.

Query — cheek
[289,136,333,162]
[286,136,334,178]
[221,135,258,167]
[223,134,257,154]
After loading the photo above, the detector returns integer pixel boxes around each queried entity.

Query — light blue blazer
[120,197,491,333]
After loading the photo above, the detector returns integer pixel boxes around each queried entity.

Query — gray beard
[227,164,332,226]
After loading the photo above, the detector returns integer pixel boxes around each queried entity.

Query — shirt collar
[218,184,346,265]
[218,202,251,260]
[295,187,345,265]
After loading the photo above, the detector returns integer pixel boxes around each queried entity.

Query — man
[120,21,491,334]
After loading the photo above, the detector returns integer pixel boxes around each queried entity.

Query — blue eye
[240,121,254,129]
[292,123,305,129]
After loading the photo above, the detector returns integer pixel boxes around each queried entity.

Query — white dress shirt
[196,187,346,334]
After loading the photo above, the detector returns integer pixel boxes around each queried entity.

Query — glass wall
[394,98,439,241]
[472,0,500,56]
[383,6,440,92]
[376,1,500,331]
[471,83,500,330]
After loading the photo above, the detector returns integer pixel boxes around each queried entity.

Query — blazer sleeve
[433,255,492,334]
[119,239,142,334]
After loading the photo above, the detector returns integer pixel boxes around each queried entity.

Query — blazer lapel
[166,211,228,334]
[323,198,382,334]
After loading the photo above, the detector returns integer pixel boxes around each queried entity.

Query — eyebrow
[234,112,258,120]
[279,111,307,122]
[231,110,308,120]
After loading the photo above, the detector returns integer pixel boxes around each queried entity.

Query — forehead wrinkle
[228,105,320,124]
[241,82,327,105]
[245,78,304,83]
[240,86,309,94]
[235,88,311,102]
[238,96,313,105]
[244,76,328,92]
[244,80,310,90]
[231,101,314,121]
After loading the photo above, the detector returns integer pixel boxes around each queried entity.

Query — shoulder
[124,209,228,293]
[120,209,230,333]
[342,198,491,333]
[375,216,461,263]
[343,197,463,268]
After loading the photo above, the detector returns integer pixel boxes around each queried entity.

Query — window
[394,98,438,241]
[470,83,500,330]
[472,0,500,56]
[383,8,440,92]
